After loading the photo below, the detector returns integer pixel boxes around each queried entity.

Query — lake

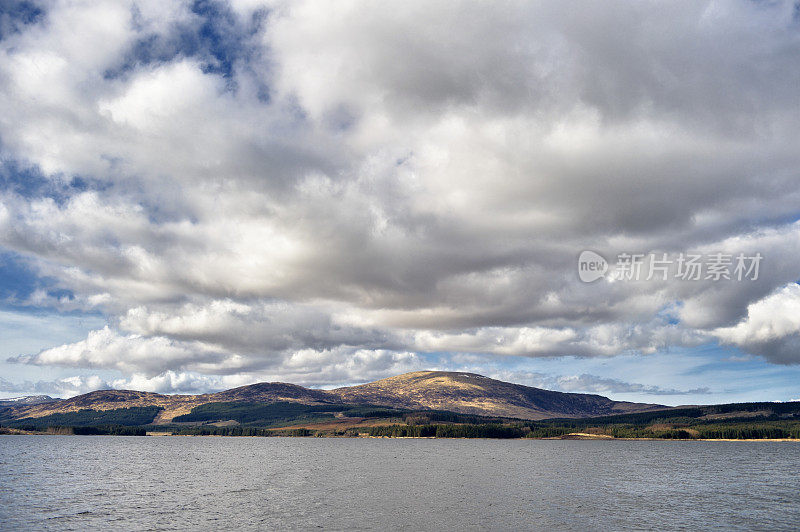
[1,436,798,530]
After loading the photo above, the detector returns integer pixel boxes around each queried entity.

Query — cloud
[117,299,397,354]
[10,326,232,375]
[411,318,706,358]
[713,283,800,364]
[111,371,226,395]
[554,374,710,396]
[10,321,422,386]
[0,372,225,397]
[2,1,800,391]
[0,374,110,398]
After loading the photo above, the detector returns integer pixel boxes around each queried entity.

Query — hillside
[1,371,663,423]
[3,383,339,425]
[331,371,663,420]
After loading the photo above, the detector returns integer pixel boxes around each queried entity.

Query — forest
[1,406,162,428]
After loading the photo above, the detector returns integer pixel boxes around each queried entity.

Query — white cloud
[0,374,110,398]
[554,374,709,396]
[714,283,800,364]
[11,326,232,376]
[2,1,800,390]
[99,61,221,130]
[1,371,224,397]
[110,371,223,394]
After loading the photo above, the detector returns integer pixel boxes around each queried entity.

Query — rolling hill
[0,370,664,423]
[332,371,664,419]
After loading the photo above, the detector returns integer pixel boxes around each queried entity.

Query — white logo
[578,250,762,283]
[578,250,608,282]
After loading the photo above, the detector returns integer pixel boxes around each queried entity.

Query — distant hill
[0,395,57,407]
[0,371,663,423]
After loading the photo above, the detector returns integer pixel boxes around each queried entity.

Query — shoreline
[3,429,799,442]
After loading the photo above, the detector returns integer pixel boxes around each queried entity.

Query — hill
[331,371,663,419]
[0,370,663,423]
[2,383,339,425]
[0,395,57,407]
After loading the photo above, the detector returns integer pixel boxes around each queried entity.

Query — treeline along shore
[3,400,800,440]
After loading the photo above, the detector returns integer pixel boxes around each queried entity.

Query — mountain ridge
[0,395,57,407]
[1,371,665,422]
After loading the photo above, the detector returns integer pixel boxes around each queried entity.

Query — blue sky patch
[106,0,270,97]
[0,0,44,42]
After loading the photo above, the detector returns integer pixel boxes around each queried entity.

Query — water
[1,436,798,531]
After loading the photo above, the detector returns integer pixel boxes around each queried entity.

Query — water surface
[1,436,798,530]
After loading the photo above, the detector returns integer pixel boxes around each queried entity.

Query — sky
[1,0,800,404]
